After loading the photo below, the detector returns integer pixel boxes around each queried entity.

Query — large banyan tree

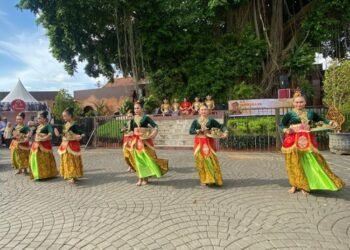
[18,0,350,101]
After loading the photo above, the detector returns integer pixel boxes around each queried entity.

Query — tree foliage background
[18,0,350,103]
[53,89,81,122]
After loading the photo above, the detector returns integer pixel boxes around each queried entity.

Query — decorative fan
[326,106,345,132]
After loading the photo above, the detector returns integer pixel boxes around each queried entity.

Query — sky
[0,1,106,93]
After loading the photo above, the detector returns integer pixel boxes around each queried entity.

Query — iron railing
[69,107,348,151]
[220,106,331,151]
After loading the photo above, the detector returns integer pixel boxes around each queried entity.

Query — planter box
[329,132,350,155]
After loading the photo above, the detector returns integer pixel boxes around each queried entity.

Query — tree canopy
[52,89,81,122]
[18,0,350,102]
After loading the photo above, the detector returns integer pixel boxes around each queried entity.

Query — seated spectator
[191,97,201,115]
[180,97,192,115]
[172,99,180,116]
[160,98,172,116]
[205,95,215,113]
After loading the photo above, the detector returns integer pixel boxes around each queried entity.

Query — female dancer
[280,90,345,195]
[189,104,227,186]
[54,108,84,184]
[121,110,136,172]
[130,101,168,186]
[10,112,31,175]
[29,111,57,180]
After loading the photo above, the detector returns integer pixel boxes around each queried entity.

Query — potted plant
[323,59,350,154]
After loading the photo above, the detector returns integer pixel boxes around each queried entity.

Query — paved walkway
[0,148,349,250]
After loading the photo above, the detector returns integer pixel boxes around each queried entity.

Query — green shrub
[96,119,126,139]
[227,116,276,135]
[120,99,134,115]
[143,95,160,114]
[230,81,260,100]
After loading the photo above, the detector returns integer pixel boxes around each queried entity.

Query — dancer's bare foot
[136,179,142,186]
[68,178,76,184]
[141,180,148,186]
[15,170,22,175]
[301,189,309,196]
[288,186,297,194]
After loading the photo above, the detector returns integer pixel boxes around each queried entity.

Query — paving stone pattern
[0,148,349,249]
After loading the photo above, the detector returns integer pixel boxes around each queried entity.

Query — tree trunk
[114,3,124,76]
[261,0,284,95]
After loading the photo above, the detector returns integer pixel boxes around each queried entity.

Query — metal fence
[69,107,348,151]
[220,106,331,151]
[92,115,127,148]
[51,116,127,148]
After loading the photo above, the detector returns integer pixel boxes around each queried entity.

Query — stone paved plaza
[0,148,349,250]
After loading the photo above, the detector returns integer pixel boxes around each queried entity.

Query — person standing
[0,116,6,146]
[130,101,168,186]
[29,111,58,180]
[3,121,13,148]
[189,104,227,186]
[54,108,84,184]
[10,112,31,175]
[280,90,345,195]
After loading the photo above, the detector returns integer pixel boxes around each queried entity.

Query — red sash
[123,134,134,149]
[31,140,52,152]
[194,136,216,157]
[58,140,81,155]
[10,139,30,150]
[282,132,318,152]
[133,135,154,151]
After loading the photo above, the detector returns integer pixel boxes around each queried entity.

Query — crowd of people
[4,89,345,194]
[8,109,84,184]
[0,116,12,148]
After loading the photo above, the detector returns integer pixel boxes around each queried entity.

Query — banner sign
[228,98,293,116]
[10,99,26,112]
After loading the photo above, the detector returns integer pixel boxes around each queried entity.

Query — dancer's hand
[221,132,228,139]
[286,128,294,134]
[149,130,158,139]
[54,128,60,137]
[330,120,338,127]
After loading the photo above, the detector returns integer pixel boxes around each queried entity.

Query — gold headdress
[293,88,303,98]
[199,103,208,108]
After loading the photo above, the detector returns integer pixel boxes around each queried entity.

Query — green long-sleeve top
[14,124,30,135]
[36,124,53,135]
[189,117,226,135]
[64,122,83,135]
[279,109,329,132]
[130,115,158,130]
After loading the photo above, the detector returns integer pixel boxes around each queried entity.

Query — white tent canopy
[1,79,38,103]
